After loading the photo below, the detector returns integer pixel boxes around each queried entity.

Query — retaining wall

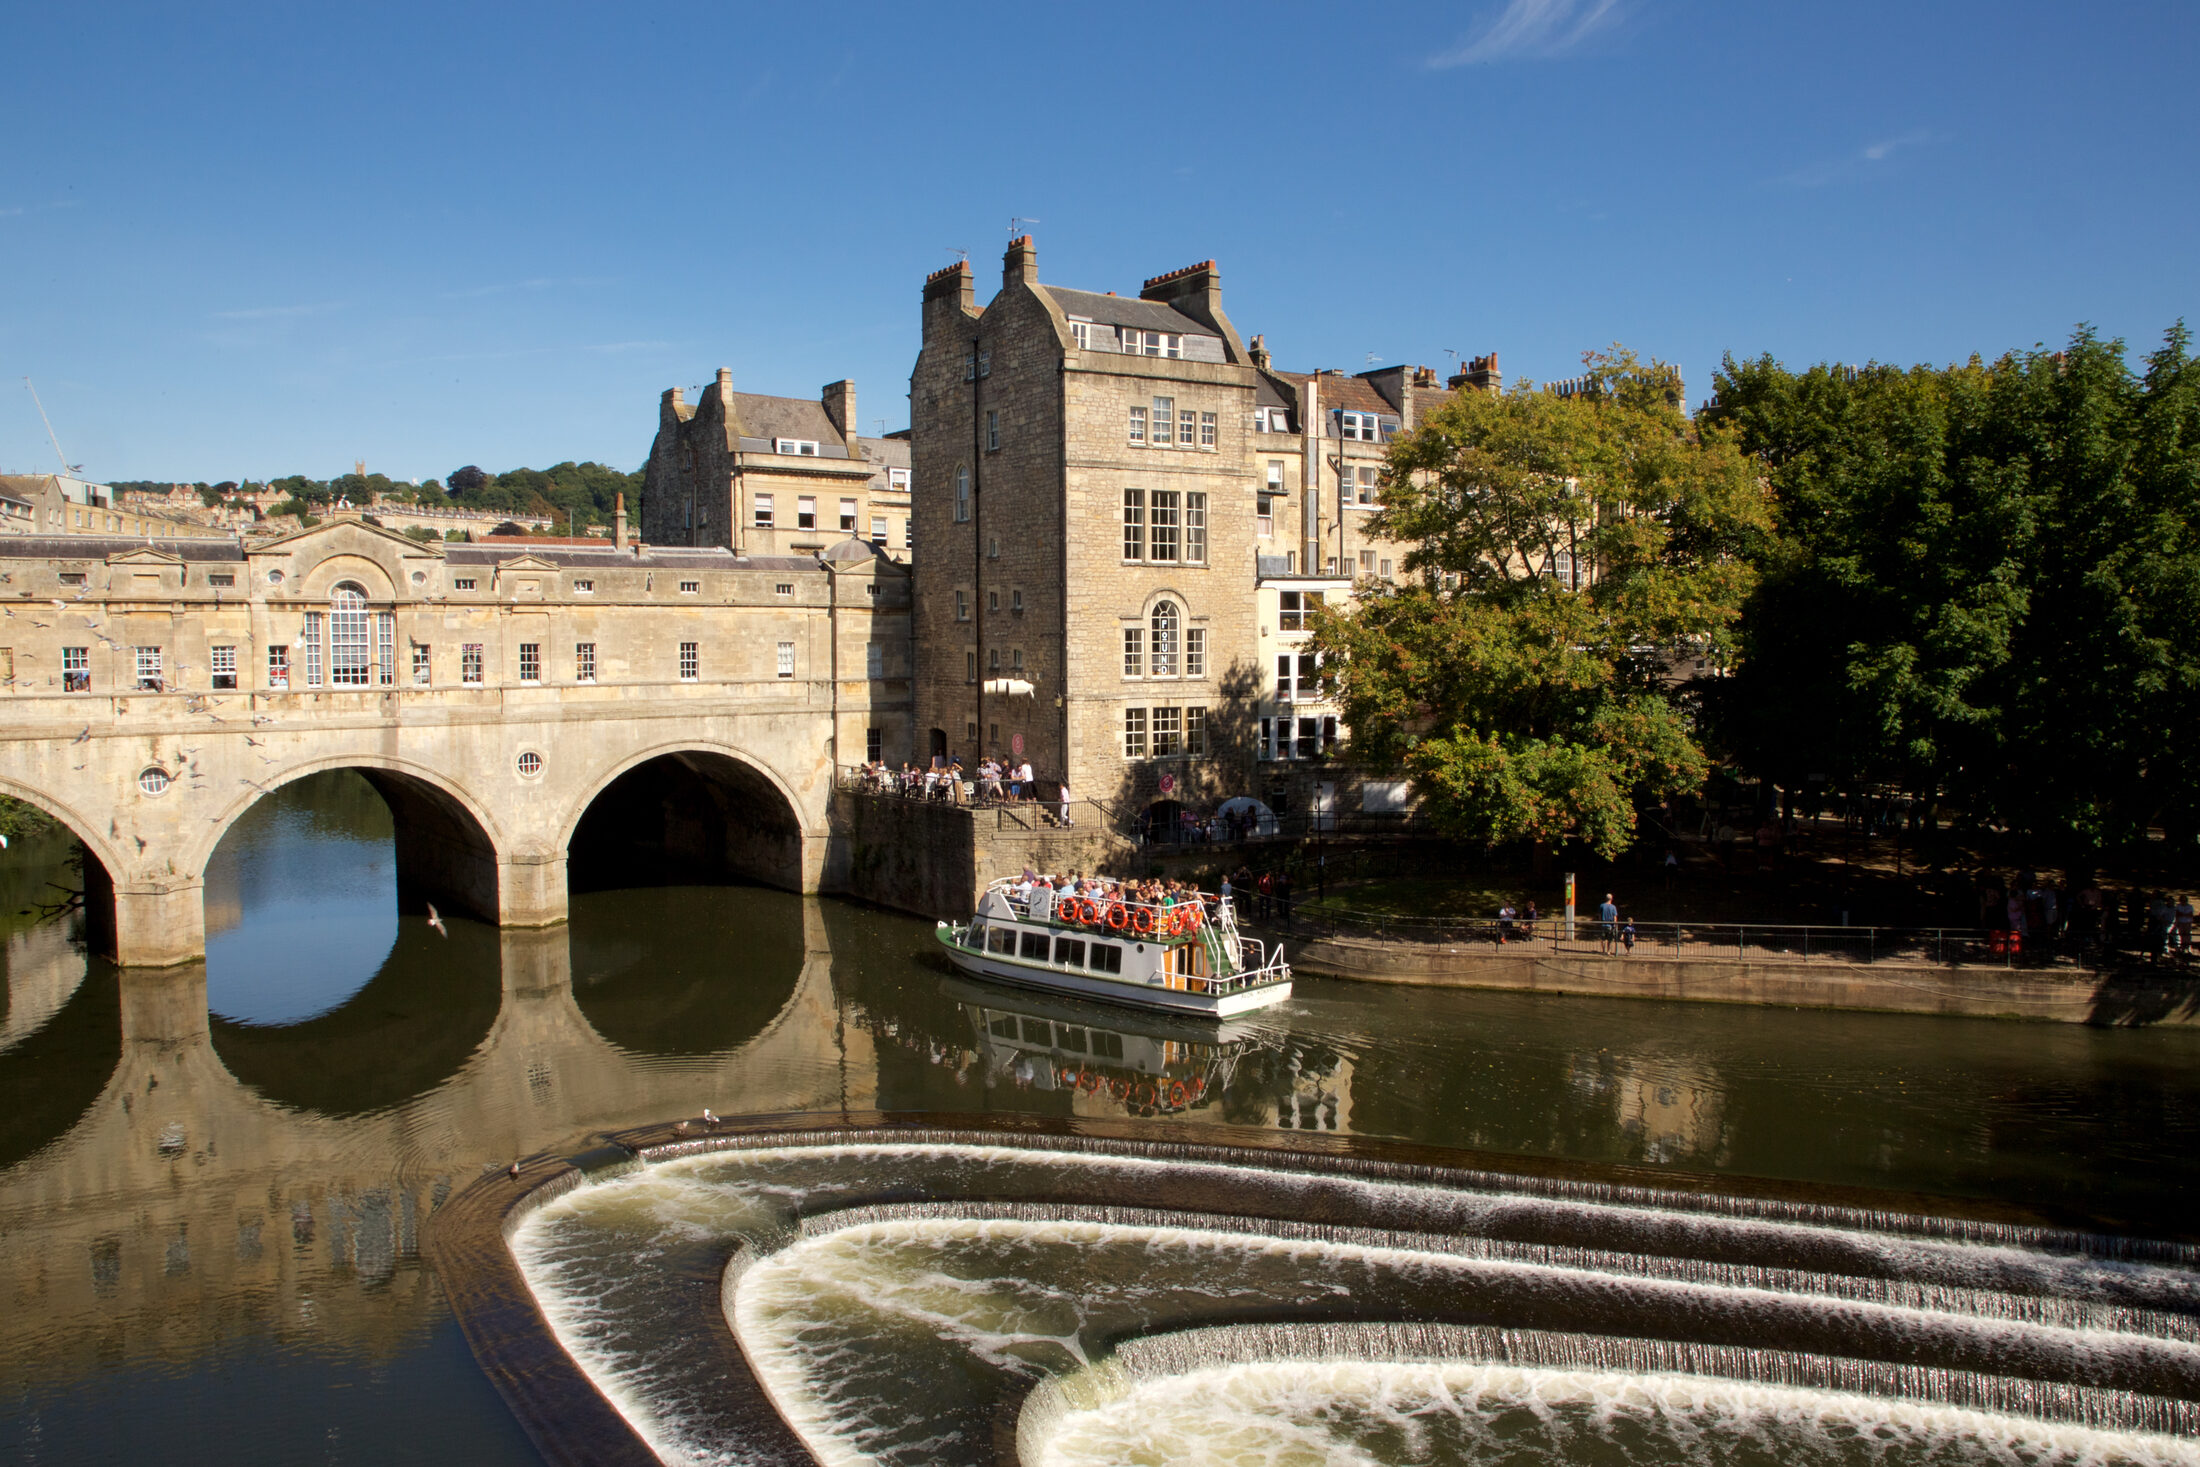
[1286,934,2200,1027]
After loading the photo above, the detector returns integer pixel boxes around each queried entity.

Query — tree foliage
[1705,324,2200,854]
[1314,349,1770,856]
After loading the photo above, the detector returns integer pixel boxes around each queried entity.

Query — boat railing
[981,879,1287,988]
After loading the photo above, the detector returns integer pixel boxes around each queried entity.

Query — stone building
[910,240,1267,818]
[639,373,912,560]
[0,474,230,540]
[908,237,1497,826]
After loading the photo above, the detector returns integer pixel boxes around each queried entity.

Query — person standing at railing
[1497,902,1515,945]
[1276,869,1294,926]
[1057,779,1073,828]
[1522,900,1538,942]
[1621,916,1637,956]
[1598,893,1619,954]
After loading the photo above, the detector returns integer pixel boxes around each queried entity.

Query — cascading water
[507,1132,2200,1466]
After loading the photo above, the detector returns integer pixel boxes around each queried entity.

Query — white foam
[1028,1360,2200,1467]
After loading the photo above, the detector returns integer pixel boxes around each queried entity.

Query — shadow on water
[0,957,118,1172]
[567,885,804,1057]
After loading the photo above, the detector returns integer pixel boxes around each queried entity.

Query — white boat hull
[937,930,1291,1018]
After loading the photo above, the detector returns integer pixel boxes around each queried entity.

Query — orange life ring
[1067,897,1088,924]
[1159,909,1178,937]
[1168,1080,1188,1107]
[1079,1070,1100,1093]
[1184,904,1203,931]
[1106,903,1127,931]
[1132,906,1155,936]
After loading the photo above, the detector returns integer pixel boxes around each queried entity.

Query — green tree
[1705,324,2200,856]
[1315,349,1769,856]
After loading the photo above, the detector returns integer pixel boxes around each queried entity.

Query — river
[1,771,2195,1463]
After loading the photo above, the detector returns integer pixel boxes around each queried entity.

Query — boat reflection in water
[947,977,1260,1119]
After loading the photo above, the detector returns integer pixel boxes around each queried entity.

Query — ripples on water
[4,772,2200,1463]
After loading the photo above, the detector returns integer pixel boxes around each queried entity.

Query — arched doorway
[567,750,804,894]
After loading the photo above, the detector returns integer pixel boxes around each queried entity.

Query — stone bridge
[0,522,912,964]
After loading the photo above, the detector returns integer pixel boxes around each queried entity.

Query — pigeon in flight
[426,902,448,937]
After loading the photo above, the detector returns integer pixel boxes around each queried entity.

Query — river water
[2,772,2197,1464]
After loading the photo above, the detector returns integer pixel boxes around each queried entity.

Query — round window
[138,767,172,797]
[411,571,427,585]
[516,751,544,778]
[266,569,285,585]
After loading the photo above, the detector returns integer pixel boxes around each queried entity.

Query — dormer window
[1338,411,1398,442]
[1123,330,1183,359]
[888,467,910,493]
[1069,319,1092,349]
[775,438,820,456]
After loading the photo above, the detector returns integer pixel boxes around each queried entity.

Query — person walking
[1277,868,1295,926]
[1057,779,1073,828]
[1598,892,1619,955]
[1257,870,1273,922]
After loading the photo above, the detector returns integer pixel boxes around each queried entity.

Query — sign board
[1011,733,1024,756]
[1157,773,1175,794]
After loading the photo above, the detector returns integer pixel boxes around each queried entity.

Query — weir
[447,1123,2200,1466]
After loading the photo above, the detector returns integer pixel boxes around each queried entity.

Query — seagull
[0,833,10,849]
[702,1108,718,1126]
[244,735,266,747]
[426,902,447,936]
[507,1160,521,1180]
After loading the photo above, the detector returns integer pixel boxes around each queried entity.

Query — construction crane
[22,378,83,477]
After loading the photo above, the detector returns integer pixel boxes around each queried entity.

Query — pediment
[248,517,446,559]
[104,547,186,567]
[492,554,562,572]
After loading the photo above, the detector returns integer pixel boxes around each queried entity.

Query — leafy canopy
[1314,349,1769,856]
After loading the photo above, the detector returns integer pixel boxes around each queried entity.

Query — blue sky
[4,0,2196,484]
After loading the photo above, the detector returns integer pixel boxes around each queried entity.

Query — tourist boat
[936,879,1292,1017]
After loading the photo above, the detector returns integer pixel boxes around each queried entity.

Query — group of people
[1493,893,1637,954]
[1008,869,1216,916]
[1979,873,2195,961]
[856,755,1051,814]
[1142,807,1271,846]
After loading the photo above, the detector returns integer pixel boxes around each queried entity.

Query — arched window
[1150,599,1179,677]
[954,466,971,523]
[330,582,371,686]
[325,581,397,688]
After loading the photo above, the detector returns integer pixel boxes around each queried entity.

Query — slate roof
[1042,286,1213,338]
[442,543,824,572]
[0,535,247,562]
[731,394,847,453]
[1267,369,1401,418]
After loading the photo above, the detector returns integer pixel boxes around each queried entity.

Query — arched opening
[0,790,122,964]
[567,750,804,894]
[1141,798,1188,845]
[202,770,502,1110]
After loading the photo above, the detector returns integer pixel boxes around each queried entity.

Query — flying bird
[426,902,448,936]
[244,735,266,747]
[70,726,90,744]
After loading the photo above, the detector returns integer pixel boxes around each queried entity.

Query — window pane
[1129,406,1146,443]
[1149,600,1178,677]
[1153,706,1181,756]
[1121,489,1144,560]
[1148,491,1178,562]
[1122,627,1143,677]
[1185,628,1205,677]
[1123,706,1147,758]
[1150,397,1173,446]
[1186,706,1206,755]
[1184,492,1206,564]
[329,585,370,686]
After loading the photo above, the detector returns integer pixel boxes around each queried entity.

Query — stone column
[107,877,207,968]
[498,850,569,927]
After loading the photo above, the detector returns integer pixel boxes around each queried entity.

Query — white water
[1027,1359,2200,1467]
[506,1136,2200,1467]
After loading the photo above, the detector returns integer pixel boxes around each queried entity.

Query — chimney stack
[1449,352,1502,394]
[1248,334,1272,371]
[1003,234,1037,289]
[821,379,858,444]
[614,492,629,551]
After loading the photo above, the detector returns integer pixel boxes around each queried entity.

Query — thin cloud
[208,302,345,321]
[1429,0,1621,67]
[439,274,618,300]
[0,199,83,219]
[1781,130,1939,187]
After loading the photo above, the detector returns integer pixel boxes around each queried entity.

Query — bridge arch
[0,774,135,960]
[560,740,810,894]
[192,755,509,926]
